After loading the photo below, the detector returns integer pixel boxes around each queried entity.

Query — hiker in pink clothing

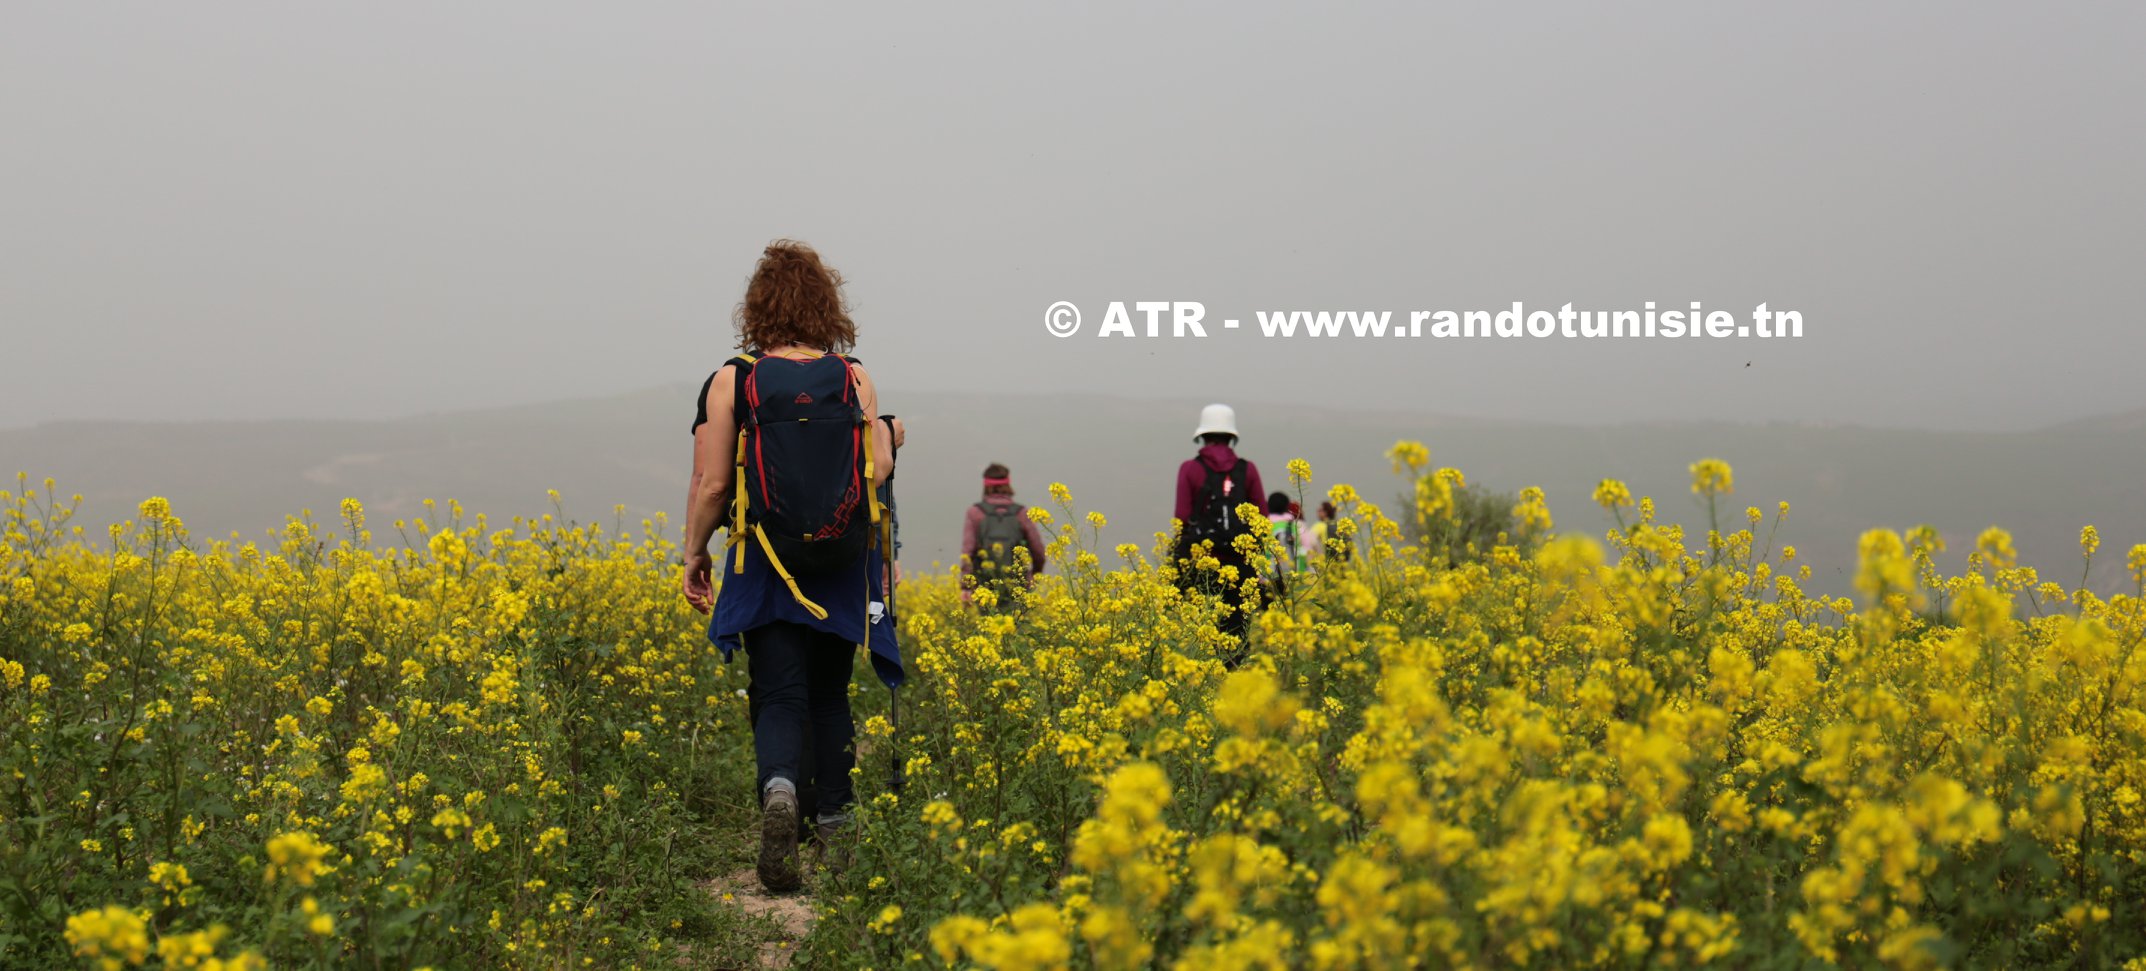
[961,463,1048,607]
[1172,404,1266,664]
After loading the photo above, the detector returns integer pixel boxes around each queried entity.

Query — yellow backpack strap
[752,527,829,620]
[859,415,885,652]
[862,419,881,532]
[728,354,758,571]
[730,429,750,570]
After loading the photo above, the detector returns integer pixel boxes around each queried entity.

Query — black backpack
[972,501,1033,580]
[1183,463,1251,553]
[726,352,884,619]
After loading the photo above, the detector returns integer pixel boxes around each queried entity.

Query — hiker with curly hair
[682,241,903,892]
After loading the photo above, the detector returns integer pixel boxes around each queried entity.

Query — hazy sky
[4,3,2141,432]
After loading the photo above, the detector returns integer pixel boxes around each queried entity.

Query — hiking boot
[812,818,853,874]
[757,787,802,892]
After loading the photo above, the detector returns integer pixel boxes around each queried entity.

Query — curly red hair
[733,240,857,353]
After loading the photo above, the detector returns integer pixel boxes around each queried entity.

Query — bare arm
[853,364,894,489]
[686,366,738,555]
[959,505,983,579]
[682,367,738,611]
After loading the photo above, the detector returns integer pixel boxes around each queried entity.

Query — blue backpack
[725,351,887,619]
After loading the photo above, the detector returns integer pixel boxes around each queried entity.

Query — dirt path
[704,868,816,970]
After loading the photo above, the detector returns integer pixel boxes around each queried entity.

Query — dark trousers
[1175,546,1257,667]
[744,621,858,817]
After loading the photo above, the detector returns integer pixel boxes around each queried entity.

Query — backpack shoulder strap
[1193,465,1222,515]
[725,354,761,419]
[726,354,758,571]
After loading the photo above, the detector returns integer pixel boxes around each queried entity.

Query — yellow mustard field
[3,446,2145,970]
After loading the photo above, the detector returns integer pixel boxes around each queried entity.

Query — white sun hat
[1192,403,1239,443]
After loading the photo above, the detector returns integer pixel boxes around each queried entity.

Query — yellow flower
[149,861,192,892]
[1512,486,1552,532]
[1212,669,1299,737]
[302,896,335,936]
[1975,526,2017,569]
[428,528,468,569]
[430,808,471,839]
[930,915,990,964]
[1592,478,1633,510]
[1387,440,1429,474]
[154,925,231,967]
[966,903,1070,971]
[65,905,150,970]
[1854,528,1917,607]
[1641,813,1694,870]
[1688,458,1733,497]
[264,831,333,887]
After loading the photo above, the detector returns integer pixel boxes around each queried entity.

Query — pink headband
[982,477,1011,486]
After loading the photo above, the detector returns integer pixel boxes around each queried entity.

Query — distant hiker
[1173,404,1267,664]
[1313,500,1352,564]
[681,240,902,893]
[961,463,1048,609]
[1265,491,1313,595]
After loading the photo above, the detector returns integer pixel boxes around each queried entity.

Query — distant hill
[5,387,2144,596]
[2049,407,2146,434]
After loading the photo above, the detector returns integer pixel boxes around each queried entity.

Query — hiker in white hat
[1172,403,1269,666]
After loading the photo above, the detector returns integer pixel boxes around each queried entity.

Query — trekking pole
[879,419,905,794]
[887,684,903,793]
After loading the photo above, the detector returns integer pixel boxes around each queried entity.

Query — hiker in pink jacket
[1172,404,1266,664]
[961,463,1048,608]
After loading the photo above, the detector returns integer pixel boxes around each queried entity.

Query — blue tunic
[708,535,904,688]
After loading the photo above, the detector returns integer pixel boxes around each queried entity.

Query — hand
[682,552,714,614]
[888,416,906,449]
[892,560,904,587]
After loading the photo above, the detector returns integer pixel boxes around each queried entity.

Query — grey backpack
[972,502,1033,580]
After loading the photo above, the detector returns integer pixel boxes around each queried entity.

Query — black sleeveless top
[691,354,864,433]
